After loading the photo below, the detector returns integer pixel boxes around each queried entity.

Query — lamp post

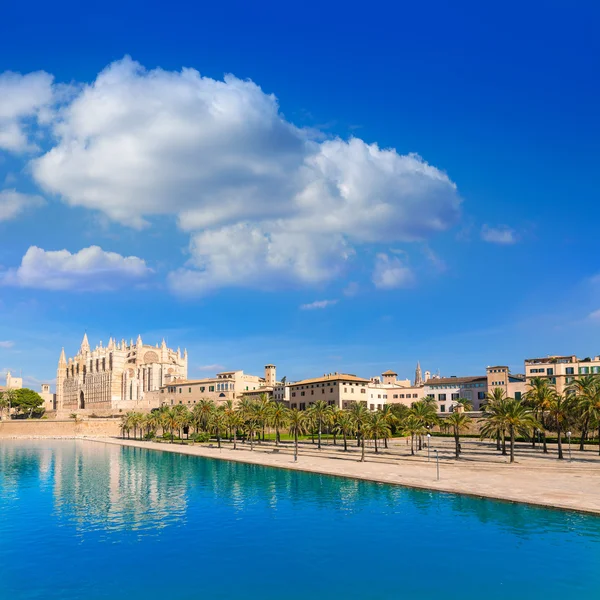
[567,431,572,461]
[434,449,439,481]
[427,433,431,461]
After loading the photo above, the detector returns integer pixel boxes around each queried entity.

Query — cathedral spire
[136,334,143,347]
[59,348,66,365]
[414,361,423,386]
[80,333,90,354]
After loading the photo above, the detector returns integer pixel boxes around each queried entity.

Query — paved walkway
[87,436,600,515]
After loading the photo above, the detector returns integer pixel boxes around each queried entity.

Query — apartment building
[288,373,370,410]
[425,376,488,412]
[153,365,276,408]
[524,355,600,394]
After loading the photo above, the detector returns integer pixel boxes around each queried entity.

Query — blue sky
[1,0,599,390]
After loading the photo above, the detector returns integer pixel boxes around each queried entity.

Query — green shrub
[190,432,211,443]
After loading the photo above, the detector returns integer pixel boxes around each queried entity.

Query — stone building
[56,334,187,413]
[153,364,276,407]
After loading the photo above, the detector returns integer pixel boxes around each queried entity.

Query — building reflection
[1,440,597,543]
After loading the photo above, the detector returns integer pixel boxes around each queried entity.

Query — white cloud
[0,57,461,294]
[300,299,338,310]
[0,189,45,222]
[1,245,151,291]
[372,253,415,289]
[481,224,517,244]
[588,309,600,321]
[0,71,55,153]
[0,340,14,349]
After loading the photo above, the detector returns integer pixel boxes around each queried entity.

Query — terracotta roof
[290,373,369,386]
[426,376,486,386]
[381,370,398,375]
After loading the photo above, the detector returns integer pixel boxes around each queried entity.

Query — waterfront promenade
[85,436,600,515]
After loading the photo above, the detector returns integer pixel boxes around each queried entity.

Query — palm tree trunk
[294,431,298,461]
[542,430,548,454]
[275,426,280,446]
[557,426,563,459]
[217,430,221,448]
[250,430,254,451]
[579,418,589,451]
[510,425,515,463]
[411,433,415,455]
[454,429,459,458]
[502,431,507,455]
[496,432,501,451]
[318,420,322,450]
[361,434,366,462]
[343,432,347,451]
[374,434,378,453]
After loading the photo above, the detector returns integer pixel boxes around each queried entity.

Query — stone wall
[0,418,121,438]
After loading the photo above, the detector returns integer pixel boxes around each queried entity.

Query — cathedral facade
[56,334,187,413]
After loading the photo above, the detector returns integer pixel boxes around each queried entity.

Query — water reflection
[0,440,598,543]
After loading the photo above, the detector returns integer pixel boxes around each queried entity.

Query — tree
[368,411,392,454]
[11,388,44,418]
[193,399,215,432]
[502,399,539,463]
[348,402,370,462]
[0,393,8,420]
[410,400,438,450]
[568,375,600,451]
[547,393,572,460]
[210,409,227,448]
[307,400,331,450]
[483,388,509,452]
[333,410,355,451]
[287,408,307,462]
[443,412,472,458]
[402,415,427,455]
[523,377,555,453]
[379,405,398,448]
[268,400,289,446]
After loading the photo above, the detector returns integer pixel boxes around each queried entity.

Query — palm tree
[379,405,398,448]
[255,394,271,442]
[568,375,600,451]
[163,408,182,443]
[502,399,540,463]
[523,377,555,453]
[210,409,227,448]
[483,388,509,452]
[268,401,289,446]
[333,410,355,451]
[3,389,16,419]
[410,400,438,450]
[547,393,572,460]
[443,412,472,458]
[193,399,215,432]
[120,413,132,439]
[402,415,426,455]
[348,402,370,462]
[287,408,307,462]
[369,411,392,454]
[0,393,8,421]
[307,400,331,450]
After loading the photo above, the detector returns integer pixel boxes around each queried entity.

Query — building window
[301,391,305,396]
[361,389,366,394]
[439,394,446,401]
[478,392,485,400]
[344,388,347,393]
[566,367,574,375]
[292,392,296,397]
[189,387,191,393]
[547,368,554,376]
[351,388,354,394]
[300,403,306,410]
[200,387,205,392]
[440,405,446,412]
[393,394,398,399]
[580,367,590,374]
[451,393,459,400]
[209,386,215,392]
[370,404,375,410]
[515,391,522,400]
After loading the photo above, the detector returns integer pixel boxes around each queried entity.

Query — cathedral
[56,334,187,413]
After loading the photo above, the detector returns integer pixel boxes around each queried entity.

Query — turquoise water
[1,440,599,599]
